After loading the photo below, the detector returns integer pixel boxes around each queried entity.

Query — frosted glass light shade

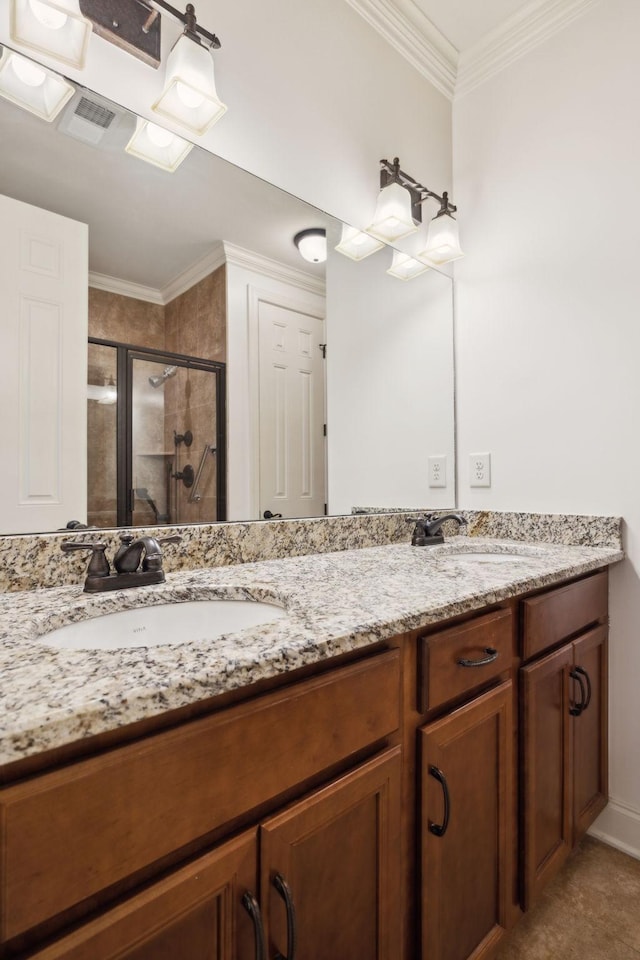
[334,224,384,261]
[366,182,417,243]
[152,34,227,136]
[419,213,464,265]
[386,249,431,281]
[125,118,194,173]
[0,48,74,121]
[294,229,327,263]
[10,0,92,69]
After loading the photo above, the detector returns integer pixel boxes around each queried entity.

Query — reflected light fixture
[152,3,226,135]
[10,0,92,69]
[387,249,431,281]
[367,157,463,264]
[418,193,464,265]
[125,116,193,172]
[294,228,327,264]
[97,376,117,405]
[334,224,384,261]
[0,46,74,120]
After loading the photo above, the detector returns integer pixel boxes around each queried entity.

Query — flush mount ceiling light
[152,3,226,135]
[125,116,193,172]
[0,47,74,120]
[10,0,92,69]
[387,249,431,281]
[294,228,327,264]
[367,157,463,264]
[334,224,384,261]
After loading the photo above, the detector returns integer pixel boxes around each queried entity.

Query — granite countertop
[0,536,623,766]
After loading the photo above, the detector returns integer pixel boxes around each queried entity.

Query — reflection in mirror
[0,56,455,535]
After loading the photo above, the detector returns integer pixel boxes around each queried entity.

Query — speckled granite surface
[0,534,623,766]
[0,511,623,592]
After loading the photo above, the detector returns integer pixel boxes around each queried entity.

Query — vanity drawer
[419,608,512,712]
[0,649,400,942]
[521,570,608,661]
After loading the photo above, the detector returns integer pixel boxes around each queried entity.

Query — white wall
[326,239,455,514]
[0,0,452,231]
[453,0,640,856]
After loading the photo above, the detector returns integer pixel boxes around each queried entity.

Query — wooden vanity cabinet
[25,748,402,960]
[520,572,608,909]
[417,608,515,960]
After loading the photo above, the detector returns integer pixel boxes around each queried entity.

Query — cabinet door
[260,747,401,960]
[573,625,608,841]
[28,833,260,960]
[520,644,573,909]
[420,681,513,960]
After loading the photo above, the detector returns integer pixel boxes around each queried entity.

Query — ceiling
[412,0,533,52]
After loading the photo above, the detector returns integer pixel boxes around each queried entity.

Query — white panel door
[258,299,326,519]
[0,194,88,533]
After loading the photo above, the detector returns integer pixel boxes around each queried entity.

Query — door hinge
[319,343,327,359]
[323,423,327,437]
[324,503,328,516]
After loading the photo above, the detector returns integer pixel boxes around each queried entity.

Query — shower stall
[87,339,226,527]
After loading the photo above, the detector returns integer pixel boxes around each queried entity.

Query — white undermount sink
[39,599,289,651]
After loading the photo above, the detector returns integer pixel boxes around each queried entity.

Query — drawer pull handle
[273,873,297,960]
[572,666,592,712]
[241,890,267,960]
[457,647,498,668]
[429,765,451,837]
[569,668,587,716]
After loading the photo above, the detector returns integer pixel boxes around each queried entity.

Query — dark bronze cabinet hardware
[573,666,592,711]
[569,668,587,716]
[428,765,451,837]
[457,647,499,668]
[241,891,266,960]
[273,873,297,960]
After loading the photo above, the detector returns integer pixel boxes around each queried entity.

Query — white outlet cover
[428,455,447,488]
[470,452,491,487]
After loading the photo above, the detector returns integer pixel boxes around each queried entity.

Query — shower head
[148,365,178,388]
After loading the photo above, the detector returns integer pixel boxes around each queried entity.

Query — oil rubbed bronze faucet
[61,533,182,593]
[406,512,468,546]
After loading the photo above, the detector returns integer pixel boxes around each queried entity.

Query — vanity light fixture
[0,46,74,120]
[125,116,193,172]
[151,3,226,135]
[418,193,464,265]
[386,249,431,281]
[334,224,384,261]
[97,376,117,405]
[10,0,92,70]
[368,157,463,264]
[294,228,327,264]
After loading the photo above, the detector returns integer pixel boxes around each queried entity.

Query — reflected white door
[0,194,88,533]
[258,300,326,519]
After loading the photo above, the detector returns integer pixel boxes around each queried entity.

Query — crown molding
[455,0,601,98]
[161,244,227,304]
[343,0,457,99]
[88,272,164,304]
[223,242,326,297]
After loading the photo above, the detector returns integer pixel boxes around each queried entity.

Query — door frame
[247,285,326,520]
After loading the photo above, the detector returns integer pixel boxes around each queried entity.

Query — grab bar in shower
[188,444,217,503]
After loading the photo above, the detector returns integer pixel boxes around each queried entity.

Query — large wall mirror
[0,49,455,535]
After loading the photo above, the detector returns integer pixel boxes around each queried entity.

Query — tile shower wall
[86,269,226,526]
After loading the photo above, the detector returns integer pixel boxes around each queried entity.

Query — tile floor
[496,837,640,959]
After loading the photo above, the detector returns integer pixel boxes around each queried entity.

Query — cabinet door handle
[273,873,297,960]
[457,647,499,668]
[241,891,267,960]
[428,765,451,837]
[573,665,592,710]
[569,668,587,716]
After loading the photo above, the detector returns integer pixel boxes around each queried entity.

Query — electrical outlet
[470,452,491,487]
[428,455,447,488]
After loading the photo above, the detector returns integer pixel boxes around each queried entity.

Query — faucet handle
[60,541,110,578]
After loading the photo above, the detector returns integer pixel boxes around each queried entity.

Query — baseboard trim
[588,798,640,861]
